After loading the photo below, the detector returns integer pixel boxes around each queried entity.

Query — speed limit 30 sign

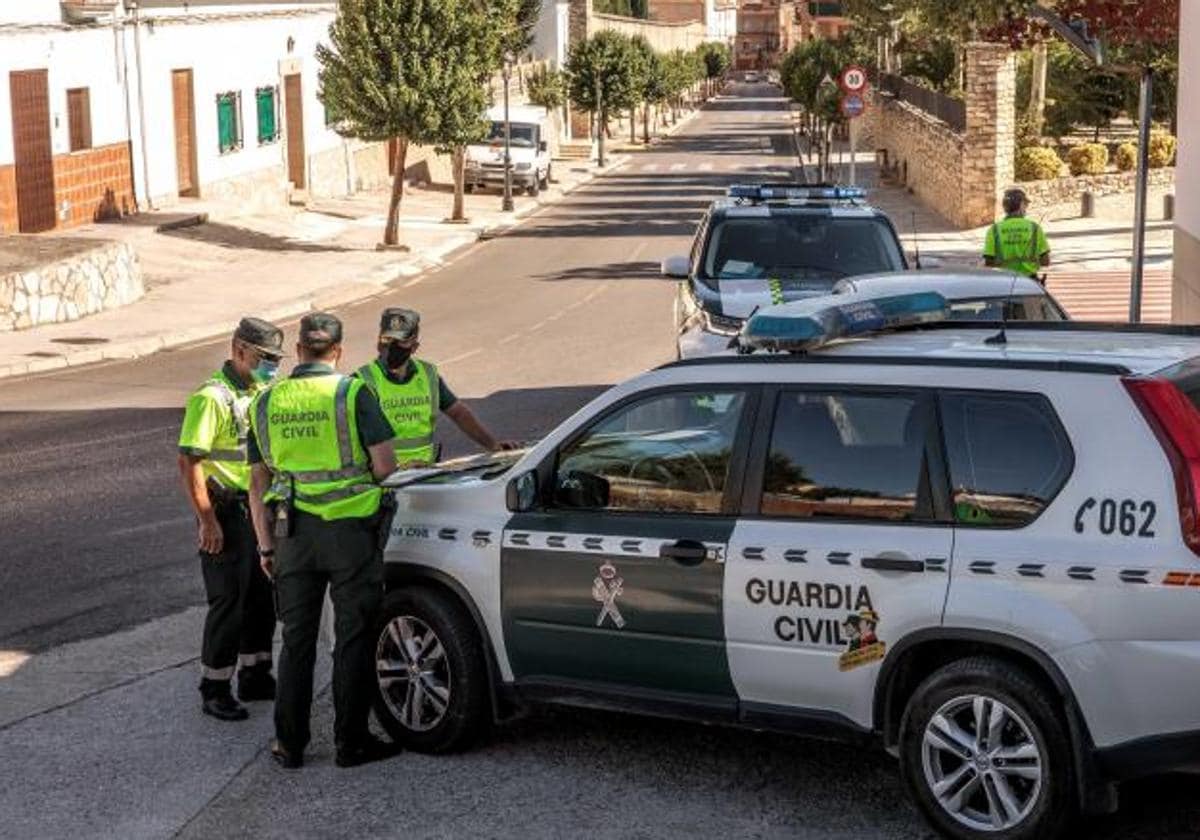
[839,64,869,94]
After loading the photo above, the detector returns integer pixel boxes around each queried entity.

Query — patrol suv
[373,295,1200,840]
[664,185,909,358]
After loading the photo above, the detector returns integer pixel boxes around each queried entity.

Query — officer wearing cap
[984,188,1051,280]
[246,312,401,769]
[356,307,512,465]
[178,317,283,721]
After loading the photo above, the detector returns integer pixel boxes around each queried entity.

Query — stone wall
[589,12,707,51]
[871,42,1016,230]
[1018,167,1175,208]
[0,240,144,332]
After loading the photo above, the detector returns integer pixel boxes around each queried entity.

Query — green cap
[379,307,420,341]
[299,312,343,348]
[234,317,284,358]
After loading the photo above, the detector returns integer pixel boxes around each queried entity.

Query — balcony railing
[879,73,966,133]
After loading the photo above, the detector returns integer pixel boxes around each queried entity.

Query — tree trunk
[450,146,466,221]
[631,107,637,144]
[1029,41,1048,138]
[384,136,408,246]
[643,103,650,144]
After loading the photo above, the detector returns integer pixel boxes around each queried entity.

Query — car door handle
[861,556,925,573]
[660,540,708,566]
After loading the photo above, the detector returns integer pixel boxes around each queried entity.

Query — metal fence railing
[879,73,966,133]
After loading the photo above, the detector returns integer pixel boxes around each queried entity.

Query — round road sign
[840,93,865,119]
[840,65,869,94]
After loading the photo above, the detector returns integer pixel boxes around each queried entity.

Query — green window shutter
[256,87,277,144]
[217,94,236,153]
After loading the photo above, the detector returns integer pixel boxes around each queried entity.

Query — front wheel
[539,165,551,189]
[372,586,490,753]
[528,177,540,197]
[898,657,1076,840]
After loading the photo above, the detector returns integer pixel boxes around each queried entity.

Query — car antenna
[910,211,922,269]
[984,272,1022,346]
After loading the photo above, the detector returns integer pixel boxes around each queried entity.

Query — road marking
[641,163,659,172]
[498,333,523,345]
[669,163,687,172]
[698,162,714,172]
[0,424,177,462]
[441,348,483,365]
[108,516,193,538]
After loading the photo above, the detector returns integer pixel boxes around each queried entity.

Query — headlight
[703,309,743,336]
[515,162,532,171]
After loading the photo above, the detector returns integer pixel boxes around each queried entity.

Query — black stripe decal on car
[742,546,765,561]
[620,540,642,554]
[546,535,567,548]
[826,551,851,566]
[968,561,996,575]
[510,532,530,546]
[1017,563,1045,578]
[784,549,808,563]
[1119,569,1150,584]
[583,537,604,551]
[471,530,492,545]
[1067,566,1095,580]
[924,558,947,573]
[438,528,458,541]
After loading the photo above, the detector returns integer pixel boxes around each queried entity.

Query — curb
[0,166,610,382]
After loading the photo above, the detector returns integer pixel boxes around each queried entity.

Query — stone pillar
[961,42,1016,227]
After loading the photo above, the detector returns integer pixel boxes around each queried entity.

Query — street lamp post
[502,52,514,213]
[595,74,605,168]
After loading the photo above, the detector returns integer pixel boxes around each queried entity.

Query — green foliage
[1041,42,1123,140]
[1066,143,1108,176]
[1149,131,1177,168]
[565,30,641,114]
[696,42,732,80]
[498,0,543,57]
[1015,146,1063,181]
[641,49,670,106]
[1114,142,1137,172]
[902,38,958,93]
[594,0,648,17]
[526,65,566,110]
[780,38,846,122]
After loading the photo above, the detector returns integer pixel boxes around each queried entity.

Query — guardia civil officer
[356,307,513,465]
[246,312,401,769]
[177,317,283,721]
[983,188,1052,280]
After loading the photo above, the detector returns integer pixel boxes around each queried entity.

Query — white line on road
[0,425,177,462]
[641,163,659,172]
[108,516,194,538]
[497,333,523,345]
[441,348,483,365]
[698,162,714,172]
[669,163,687,172]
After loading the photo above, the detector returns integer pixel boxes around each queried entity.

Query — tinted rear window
[700,214,904,289]
[940,392,1073,527]
[948,295,1065,322]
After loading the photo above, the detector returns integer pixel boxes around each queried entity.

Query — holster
[375,491,398,554]
[272,478,296,539]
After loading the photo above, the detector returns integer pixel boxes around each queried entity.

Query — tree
[499,0,542,57]
[640,49,670,142]
[696,41,732,98]
[527,65,567,111]
[565,31,640,140]
[319,0,459,246]
[625,36,652,143]
[1039,40,1124,140]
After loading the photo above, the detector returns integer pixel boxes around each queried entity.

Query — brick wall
[51,142,137,228]
[647,0,704,23]
[0,166,17,234]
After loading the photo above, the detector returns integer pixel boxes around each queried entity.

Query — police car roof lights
[738,289,950,353]
[727,183,867,203]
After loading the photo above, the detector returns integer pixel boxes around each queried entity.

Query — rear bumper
[1095,730,1200,780]
[466,170,535,187]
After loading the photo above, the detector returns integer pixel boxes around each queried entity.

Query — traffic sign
[840,93,865,119]
[839,64,869,94]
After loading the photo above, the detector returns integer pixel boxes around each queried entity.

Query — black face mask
[383,343,412,369]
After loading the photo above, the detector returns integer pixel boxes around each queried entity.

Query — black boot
[237,665,277,702]
[200,678,249,722]
[335,734,403,768]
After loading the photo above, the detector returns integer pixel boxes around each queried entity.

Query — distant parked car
[833,269,1069,322]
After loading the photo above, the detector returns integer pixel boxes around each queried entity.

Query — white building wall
[532,0,570,67]
[705,0,736,43]
[0,25,131,165]
[1173,3,1199,322]
[0,0,64,25]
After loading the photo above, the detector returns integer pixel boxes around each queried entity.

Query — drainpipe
[127,1,155,209]
[114,14,140,210]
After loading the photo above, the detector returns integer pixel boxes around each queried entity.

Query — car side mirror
[554,470,610,509]
[661,255,690,279]
[506,470,539,512]
[538,140,548,152]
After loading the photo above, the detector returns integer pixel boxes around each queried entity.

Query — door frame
[9,69,56,233]
[283,72,306,189]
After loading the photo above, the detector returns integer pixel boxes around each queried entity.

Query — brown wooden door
[9,70,56,233]
[172,69,198,196]
[284,73,305,189]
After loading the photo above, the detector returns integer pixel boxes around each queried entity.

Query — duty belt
[206,477,248,506]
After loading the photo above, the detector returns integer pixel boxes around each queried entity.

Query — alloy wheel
[376,615,452,733]
[920,694,1044,833]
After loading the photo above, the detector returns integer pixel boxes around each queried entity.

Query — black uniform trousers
[199,495,276,696]
[273,509,382,754]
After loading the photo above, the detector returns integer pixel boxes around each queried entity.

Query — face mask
[252,359,280,384]
[384,343,412,369]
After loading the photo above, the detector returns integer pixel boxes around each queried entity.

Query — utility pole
[501,52,514,213]
[1129,67,1153,322]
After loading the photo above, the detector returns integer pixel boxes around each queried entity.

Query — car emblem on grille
[592,560,625,629]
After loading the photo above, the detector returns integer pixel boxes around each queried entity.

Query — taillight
[1123,377,1200,557]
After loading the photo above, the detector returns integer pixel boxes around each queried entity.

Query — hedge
[1067,143,1108,176]
[1016,146,1063,181]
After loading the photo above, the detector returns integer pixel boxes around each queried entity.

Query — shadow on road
[160,221,354,253]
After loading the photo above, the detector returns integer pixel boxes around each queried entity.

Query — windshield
[485,121,537,148]
[948,295,1066,321]
[699,214,905,290]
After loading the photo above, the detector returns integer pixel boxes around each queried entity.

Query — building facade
[735,0,797,70]
[797,1,851,40]
[1,0,392,234]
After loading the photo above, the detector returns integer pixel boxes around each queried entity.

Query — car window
[939,392,1072,527]
[948,295,1065,322]
[761,391,931,522]
[699,214,904,289]
[486,121,537,148]
[554,391,746,514]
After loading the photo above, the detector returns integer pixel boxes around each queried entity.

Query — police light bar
[739,290,950,353]
[727,183,867,202]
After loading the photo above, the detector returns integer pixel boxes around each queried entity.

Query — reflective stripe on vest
[357,359,437,462]
[193,370,255,489]
[253,373,380,519]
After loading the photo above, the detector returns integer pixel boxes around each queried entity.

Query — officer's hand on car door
[198,513,224,555]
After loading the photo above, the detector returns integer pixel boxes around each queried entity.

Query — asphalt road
[2,85,1197,839]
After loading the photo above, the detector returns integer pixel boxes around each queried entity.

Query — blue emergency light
[727,184,867,202]
[739,290,950,352]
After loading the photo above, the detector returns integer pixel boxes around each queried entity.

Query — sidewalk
[0,155,624,381]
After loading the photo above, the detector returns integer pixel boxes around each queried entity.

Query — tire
[464,183,475,194]
[898,657,1076,840]
[539,165,551,189]
[528,178,540,197]
[372,586,490,754]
